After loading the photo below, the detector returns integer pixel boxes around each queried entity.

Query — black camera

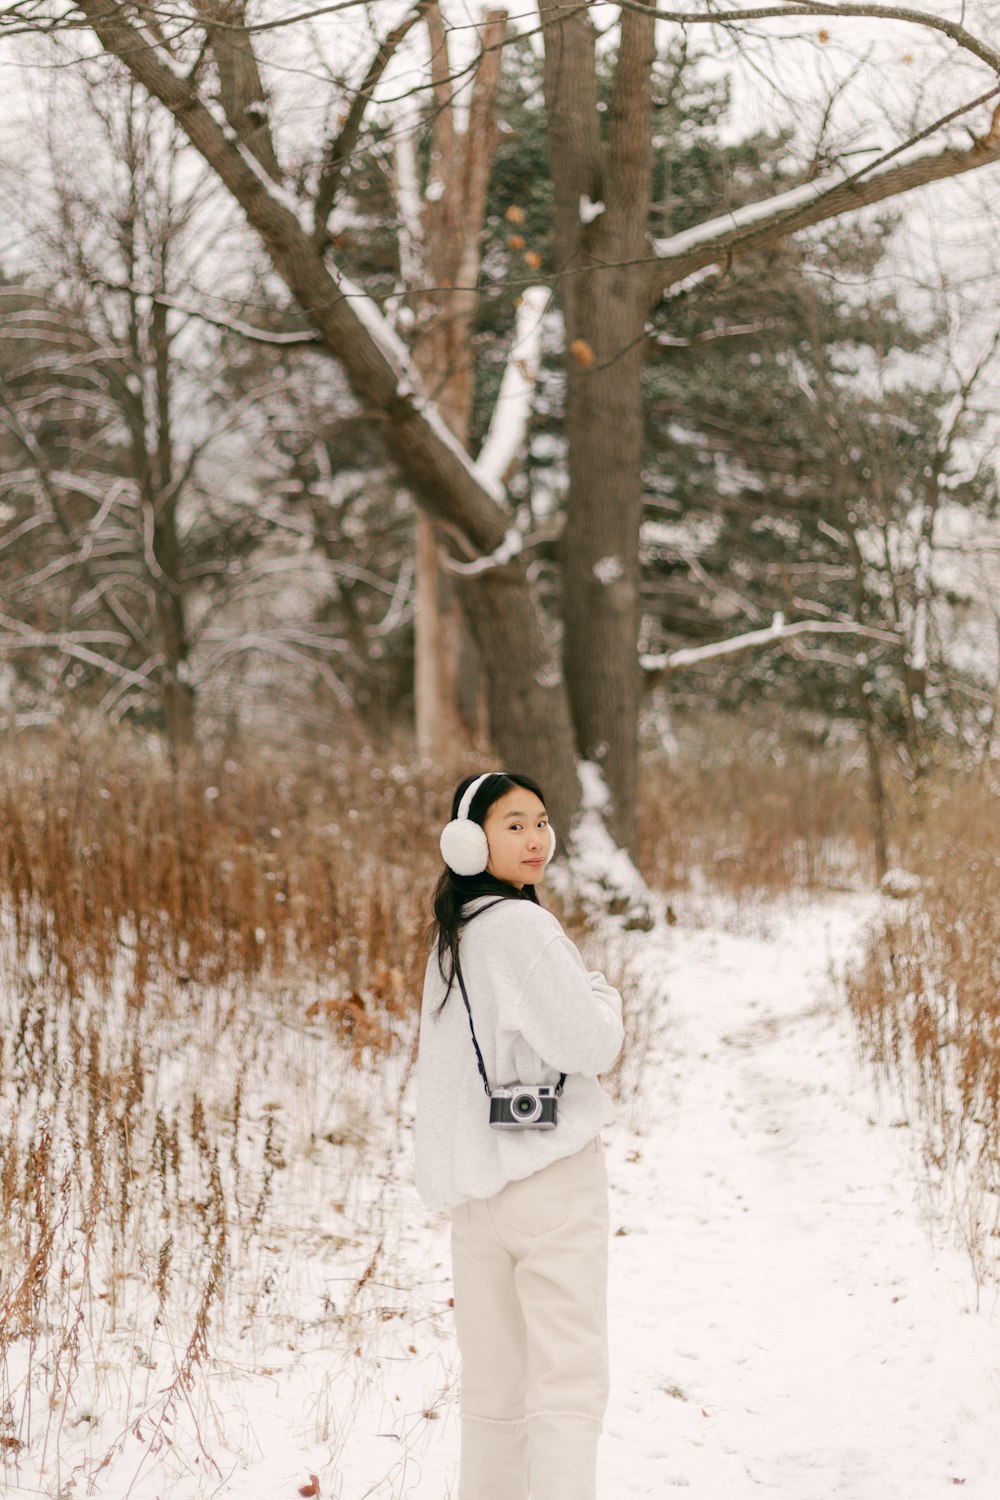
[489,1083,558,1130]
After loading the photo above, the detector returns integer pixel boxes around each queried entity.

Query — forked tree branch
[193,0,282,181]
[67,0,1000,551]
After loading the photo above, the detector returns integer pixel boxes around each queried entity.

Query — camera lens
[511,1092,540,1122]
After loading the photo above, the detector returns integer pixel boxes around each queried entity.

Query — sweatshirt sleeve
[512,931,624,1077]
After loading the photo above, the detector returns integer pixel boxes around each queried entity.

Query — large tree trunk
[542,0,656,850]
[560,286,648,850]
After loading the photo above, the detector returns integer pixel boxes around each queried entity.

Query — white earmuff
[545,823,557,867]
[439,771,502,875]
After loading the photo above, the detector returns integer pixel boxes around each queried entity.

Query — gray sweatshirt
[414,897,624,1212]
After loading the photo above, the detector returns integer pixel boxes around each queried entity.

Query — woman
[415,770,624,1500]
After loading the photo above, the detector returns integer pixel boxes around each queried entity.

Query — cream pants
[450,1137,610,1500]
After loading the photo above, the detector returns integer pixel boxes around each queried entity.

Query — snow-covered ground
[6,891,999,1498]
[602,895,1000,1499]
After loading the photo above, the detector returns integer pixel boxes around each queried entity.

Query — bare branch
[370,552,415,637]
[312,1,430,248]
[85,277,322,345]
[641,613,902,674]
[0,613,164,689]
[75,0,514,561]
[614,3,1000,76]
[441,525,524,576]
[0,376,152,654]
[9,0,998,80]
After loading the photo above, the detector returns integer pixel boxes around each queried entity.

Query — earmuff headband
[456,770,504,822]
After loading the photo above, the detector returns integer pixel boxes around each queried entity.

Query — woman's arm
[513,933,624,1077]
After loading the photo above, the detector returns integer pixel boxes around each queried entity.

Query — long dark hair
[430,771,547,1007]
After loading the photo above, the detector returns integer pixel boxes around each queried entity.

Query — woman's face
[483,787,552,889]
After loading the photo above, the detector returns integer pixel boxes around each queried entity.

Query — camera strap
[454,955,566,1098]
[455,957,492,1097]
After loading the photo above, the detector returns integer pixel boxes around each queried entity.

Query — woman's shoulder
[466,896,564,944]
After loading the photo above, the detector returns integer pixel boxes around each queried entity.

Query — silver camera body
[489,1083,558,1130]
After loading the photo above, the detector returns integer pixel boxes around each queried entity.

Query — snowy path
[604,895,999,1498]
[334,893,999,1499]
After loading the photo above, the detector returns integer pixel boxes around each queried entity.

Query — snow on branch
[441,526,524,577]
[151,292,320,346]
[331,267,508,506]
[477,285,551,486]
[653,173,879,264]
[0,618,164,689]
[640,614,902,674]
[652,318,770,348]
[370,553,414,638]
[393,111,425,288]
[650,80,1000,303]
[75,0,513,553]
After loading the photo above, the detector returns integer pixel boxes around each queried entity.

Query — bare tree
[0,83,214,748]
[0,74,408,746]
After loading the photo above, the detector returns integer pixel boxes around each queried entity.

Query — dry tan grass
[0,729,441,1477]
[637,721,876,895]
[0,730,444,1023]
[845,768,1000,1283]
[0,721,877,1004]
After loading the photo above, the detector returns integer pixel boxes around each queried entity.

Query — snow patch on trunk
[593,556,624,585]
[548,761,654,927]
